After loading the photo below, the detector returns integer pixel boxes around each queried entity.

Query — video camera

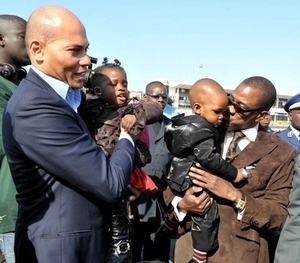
[84,56,98,88]
[88,56,98,69]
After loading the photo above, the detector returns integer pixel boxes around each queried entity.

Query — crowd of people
[1,4,300,263]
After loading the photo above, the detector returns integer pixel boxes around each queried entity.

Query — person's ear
[193,102,202,115]
[94,86,101,96]
[29,40,44,62]
[256,110,268,122]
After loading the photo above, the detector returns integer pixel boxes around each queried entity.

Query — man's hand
[178,186,213,215]
[189,163,242,205]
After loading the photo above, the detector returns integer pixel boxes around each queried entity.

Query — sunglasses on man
[146,93,168,99]
[228,95,266,114]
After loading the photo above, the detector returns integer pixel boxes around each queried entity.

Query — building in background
[169,82,292,131]
[130,81,292,131]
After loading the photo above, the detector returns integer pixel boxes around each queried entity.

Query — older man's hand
[189,163,242,205]
[178,186,213,215]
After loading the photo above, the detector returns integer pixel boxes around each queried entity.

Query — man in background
[277,93,300,152]
[155,78,180,119]
[0,14,30,263]
[131,81,173,262]
[259,111,274,133]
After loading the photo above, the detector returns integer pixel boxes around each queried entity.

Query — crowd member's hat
[284,93,300,112]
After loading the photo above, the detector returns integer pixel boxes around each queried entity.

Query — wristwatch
[235,192,246,211]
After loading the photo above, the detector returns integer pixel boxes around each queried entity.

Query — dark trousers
[131,219,171,263]
[267,230,280,263]
[190,200,219,252]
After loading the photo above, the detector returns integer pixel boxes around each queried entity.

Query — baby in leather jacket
[155,78,248,263]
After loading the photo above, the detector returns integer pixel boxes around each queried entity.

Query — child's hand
[127,184,141,202]
[121,114,137,132]
[120,126,139,141]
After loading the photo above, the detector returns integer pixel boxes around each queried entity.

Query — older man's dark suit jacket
[2,69,135,263]
[171,126,296,263]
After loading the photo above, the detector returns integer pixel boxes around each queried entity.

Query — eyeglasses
[146,93,168,99]
[228,95,265,114]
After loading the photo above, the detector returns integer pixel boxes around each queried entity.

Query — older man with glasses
[130,81,174,262]
[166,76,296,263]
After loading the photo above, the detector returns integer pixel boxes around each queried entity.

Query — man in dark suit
[277,93,300,152]
[2,5,136,263]
[131,81,173,262]
[168,76,296,263]
[259,111,274,133]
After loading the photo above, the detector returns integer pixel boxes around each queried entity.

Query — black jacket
[165,114,237,195]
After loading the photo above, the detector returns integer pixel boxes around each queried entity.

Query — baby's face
[99,67,128,106]
[199,94,228,126]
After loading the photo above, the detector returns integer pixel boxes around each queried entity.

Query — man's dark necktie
[226,131,245,162]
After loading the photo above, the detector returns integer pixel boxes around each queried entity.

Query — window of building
[278,98,288,109]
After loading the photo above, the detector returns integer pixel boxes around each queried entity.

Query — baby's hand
[121,114,137,132]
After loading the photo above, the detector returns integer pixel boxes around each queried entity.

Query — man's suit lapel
[27,69,58,95]
[149,123,164,141]
[28,69,90,134]
[233,128,277,168]
[149,116,170,141]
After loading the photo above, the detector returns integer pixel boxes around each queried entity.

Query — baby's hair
[102,57,108,65]
[86,57,126,94]
[100,57,121,67]
[93,57,124,75]
[114,59,121,66]
[85,57,123,92]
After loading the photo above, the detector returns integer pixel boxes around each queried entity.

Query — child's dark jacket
[165,114,237,195]
[81,96,162,165]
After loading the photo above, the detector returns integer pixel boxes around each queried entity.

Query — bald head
[145,81,166,94]
[26,5,86,49]
[189,78,227,106]
[0,14,29,68]
[0,15,26,34]
[25,5,90,88]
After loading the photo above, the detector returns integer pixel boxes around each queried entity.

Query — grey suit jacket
[133,116,172,223]
[274,152,300,263]
[2,69,135,263]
